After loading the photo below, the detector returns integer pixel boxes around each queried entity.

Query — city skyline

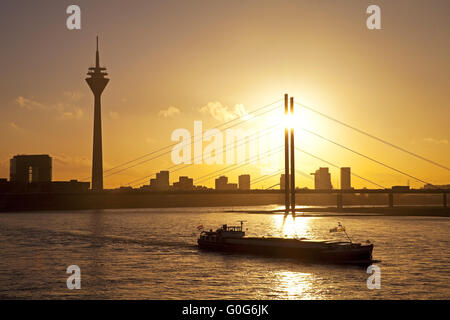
[1,1,449,190]
[0,1,449,303]
[5,151,448,192]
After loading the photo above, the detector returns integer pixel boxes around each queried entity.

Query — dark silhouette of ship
[197,221,374,264]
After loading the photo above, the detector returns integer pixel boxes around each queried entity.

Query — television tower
[86,37,109,191]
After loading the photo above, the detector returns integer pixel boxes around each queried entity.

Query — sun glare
[273,214,313,238]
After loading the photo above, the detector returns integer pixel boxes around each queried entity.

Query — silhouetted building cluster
[423,183,450,189]
[300,167,353,190]
[1,154,89,193]
[173,176,194,191]
[150,171,170,191]
[215,176,238,190]
[139,172,251,192]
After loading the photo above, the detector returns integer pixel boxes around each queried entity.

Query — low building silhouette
[0,179,89,193]
[392,185,410,191]
[1,155,89,193]
[173,176,194,191]
[215,176,237,190]
[423,183,450,189]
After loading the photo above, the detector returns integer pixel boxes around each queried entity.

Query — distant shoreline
[0,191,448,216]
[227,206,450,217]
[0,205,449,217]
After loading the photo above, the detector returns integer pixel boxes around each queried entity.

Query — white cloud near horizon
[200,101,250,122]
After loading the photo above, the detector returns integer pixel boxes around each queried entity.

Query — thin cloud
[159,106,181,118]
[53,155,91,168]
[15,94,85,120]
[9,122,23,131]
[15,96,48,111]
[63,91,84,102]
[109,111,120,119]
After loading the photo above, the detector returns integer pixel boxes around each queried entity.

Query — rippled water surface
[0,206,448,299]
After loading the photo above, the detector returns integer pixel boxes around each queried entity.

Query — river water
[0,206,448,299]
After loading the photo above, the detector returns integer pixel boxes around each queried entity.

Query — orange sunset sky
[0,0,449,189]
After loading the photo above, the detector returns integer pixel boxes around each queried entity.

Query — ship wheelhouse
[199,222,246,242]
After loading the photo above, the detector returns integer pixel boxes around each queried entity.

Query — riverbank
[0,192,448,216]
[227,206,450,217]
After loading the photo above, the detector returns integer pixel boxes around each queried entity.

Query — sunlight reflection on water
[276,270,316,300]
[0,207,448,299]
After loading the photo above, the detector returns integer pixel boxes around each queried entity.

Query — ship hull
[198,238,374,265]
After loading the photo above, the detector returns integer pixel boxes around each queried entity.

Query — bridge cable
[295,101,449,171]
[295,147,386,189]
[81,98,283,181]
[127,124,282,187]
[300,128,433,186]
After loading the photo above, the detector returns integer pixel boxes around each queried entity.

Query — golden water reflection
[275,270,318,300]
[272,214,315,239]
[271,215,321,299]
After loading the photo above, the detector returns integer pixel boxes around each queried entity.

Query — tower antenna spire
[96,36,100,68]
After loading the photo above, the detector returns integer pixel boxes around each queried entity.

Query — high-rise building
[238,174,250,190]
[340,167,351,190]
[86,37,109,191]
[7,155,89,193]
[311,168,332,190]
[150,171,170,191]
[10,155,52,183]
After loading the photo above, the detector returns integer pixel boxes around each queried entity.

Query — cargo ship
[197,221,374,265]
[197,94,375,265]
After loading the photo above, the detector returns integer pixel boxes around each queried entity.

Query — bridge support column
[444,193,447,208]
[337,193,343,209]
[388,193,394,208]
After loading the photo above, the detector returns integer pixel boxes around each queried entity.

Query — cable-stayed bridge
[80,94,449,210]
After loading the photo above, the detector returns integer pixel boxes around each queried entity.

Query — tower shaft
[91,94,103,191]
